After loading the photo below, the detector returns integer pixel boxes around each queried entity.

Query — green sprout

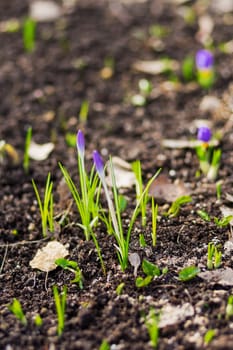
[182,56,195,82]
[216,181,222,200]
[23,126,32,174]
[226,295,233,320]
[8,298,27,326]
[145,309,160,349]
[53,285,67,336]
[93,150,161,271]
[0,140,19,165]
[207,242,222,270]
[204,329,216,345]
[79,100,89,124]
[139,233,147,247]
[178,265,200,281]
[34,314,43,327]
[99,339,110,350]
[55,258,83,289]
[132,160,148,226]
[23,17,36,52]
[166,195,192,218]
[151,197,158,246]
[214,215,233,228]
[116,282,125,296]
[197,209,211,222]
[32,173,54,237]
[136,259,161,288]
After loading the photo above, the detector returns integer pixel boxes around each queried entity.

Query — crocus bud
[77,130,85,156]
[93,150,104,177]
[197,126,212,143]
[196,49,214,70]
[195,49,214,88]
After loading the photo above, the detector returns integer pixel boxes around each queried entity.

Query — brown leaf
[149,174,189,202]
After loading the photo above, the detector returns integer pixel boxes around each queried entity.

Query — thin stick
[0,243,8,274]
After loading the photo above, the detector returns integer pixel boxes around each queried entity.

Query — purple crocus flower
[93,150,104,177]
[197,126,212,143]
[77,130,85,156]
[195,49,214,70]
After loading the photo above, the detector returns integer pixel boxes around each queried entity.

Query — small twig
[0,243,8,274]
[0,235,51,249]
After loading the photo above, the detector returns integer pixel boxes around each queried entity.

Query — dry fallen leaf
[159,303,194,328]
[132,59,179,75]
[30,241,69,272]
[30,1,62,22]
[198,268,233,286]
[149,174,189,202]
[106,156,136,189]
[128,253,141,277]
[29,140,54,161]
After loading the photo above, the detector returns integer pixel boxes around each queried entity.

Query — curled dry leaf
[106,156,136,189]
[128,253,141,277]
[149,174,189,202]
[30,1,62,22]
[29,241,69,272]
[199,96,222,112]
[29,140,54,161]
[198,268,233,286]
[159,303,194,328]
[162,138,219,149]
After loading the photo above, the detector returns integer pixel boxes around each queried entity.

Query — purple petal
[77,130,85,156]
[196,50,214,70]
[93,150,104,176]
[197,126,212,143]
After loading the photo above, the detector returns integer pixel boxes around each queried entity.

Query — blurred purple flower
[77,130,85,156]
[197,126,212,143]
[196,49,214,70]
[93,150,104,177]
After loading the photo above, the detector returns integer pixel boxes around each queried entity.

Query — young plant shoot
[23,17,36,52]
[207,242,222,269]
[32,173,54,237]
[53,285,67,336]
[196,126,221,180]
[93,150,160,271]
[23,126,32,173]
[8,298,27,326]
[195,49,215,89]
[145,309,159,349]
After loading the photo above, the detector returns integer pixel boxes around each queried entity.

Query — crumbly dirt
[0,0,233,349]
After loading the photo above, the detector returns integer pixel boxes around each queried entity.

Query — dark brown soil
[1,0,233,349]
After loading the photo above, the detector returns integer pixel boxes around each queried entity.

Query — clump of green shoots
[23,126,32,173]
[23,17,36,52]
[55,258,83,289]
[53,285,67,336]
[207,242,222,270]
[59,131,100,241]
[144,309,160,349]
[8,298,27,326]
[32,173,54,237]
[93,150,160,271]
[59,131,105,274]
[196,126,221,180]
